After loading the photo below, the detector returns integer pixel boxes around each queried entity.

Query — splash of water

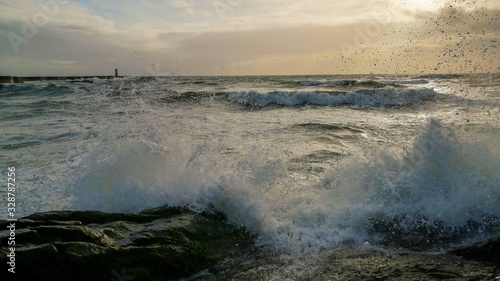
[68,118,500,252]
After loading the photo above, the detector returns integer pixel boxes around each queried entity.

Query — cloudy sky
[0,0,498,76]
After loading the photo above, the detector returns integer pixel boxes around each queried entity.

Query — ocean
[1,73,500,258]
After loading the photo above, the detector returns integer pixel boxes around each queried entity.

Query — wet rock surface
[1,206,499,280]
[197,246,498,281]
[0,206,253,281]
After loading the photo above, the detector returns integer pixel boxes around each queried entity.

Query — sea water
[1,74,500,257]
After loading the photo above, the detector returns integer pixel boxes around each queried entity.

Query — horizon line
[2,72,499,78]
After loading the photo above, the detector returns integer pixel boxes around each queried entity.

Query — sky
[0,0,498,76]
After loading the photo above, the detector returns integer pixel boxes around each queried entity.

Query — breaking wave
[228,88,437,107]
[299,80,391,88]
[417,74,463,79]
[68,119,500,253]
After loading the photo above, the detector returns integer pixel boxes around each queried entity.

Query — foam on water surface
[1,75,499,254]
[66,118,500,253]
[228,88,437,107]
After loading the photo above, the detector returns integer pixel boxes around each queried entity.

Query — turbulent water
[1,74,500,257]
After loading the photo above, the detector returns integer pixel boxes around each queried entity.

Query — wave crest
[228,88,437,107]
[67,119,500,253]
[299,80,393,88]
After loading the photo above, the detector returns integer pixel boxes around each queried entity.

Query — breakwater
[0,76,121,83]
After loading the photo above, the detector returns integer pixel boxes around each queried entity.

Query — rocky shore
[1,206,499,280]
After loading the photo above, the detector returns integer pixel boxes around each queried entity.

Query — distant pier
[0,76,122,83]
[0,75,123,84]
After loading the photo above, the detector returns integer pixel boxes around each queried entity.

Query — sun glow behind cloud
[0,0,498,76]
[396,0,442,11]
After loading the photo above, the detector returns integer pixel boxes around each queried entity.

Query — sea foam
[68,119,500,252]
[227,88,437,107]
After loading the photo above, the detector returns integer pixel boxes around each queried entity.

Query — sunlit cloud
[0,0,498,76]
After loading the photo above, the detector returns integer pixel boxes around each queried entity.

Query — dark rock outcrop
[0,206,253,281]
[1,206,499,280]
[451,235,500,263]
